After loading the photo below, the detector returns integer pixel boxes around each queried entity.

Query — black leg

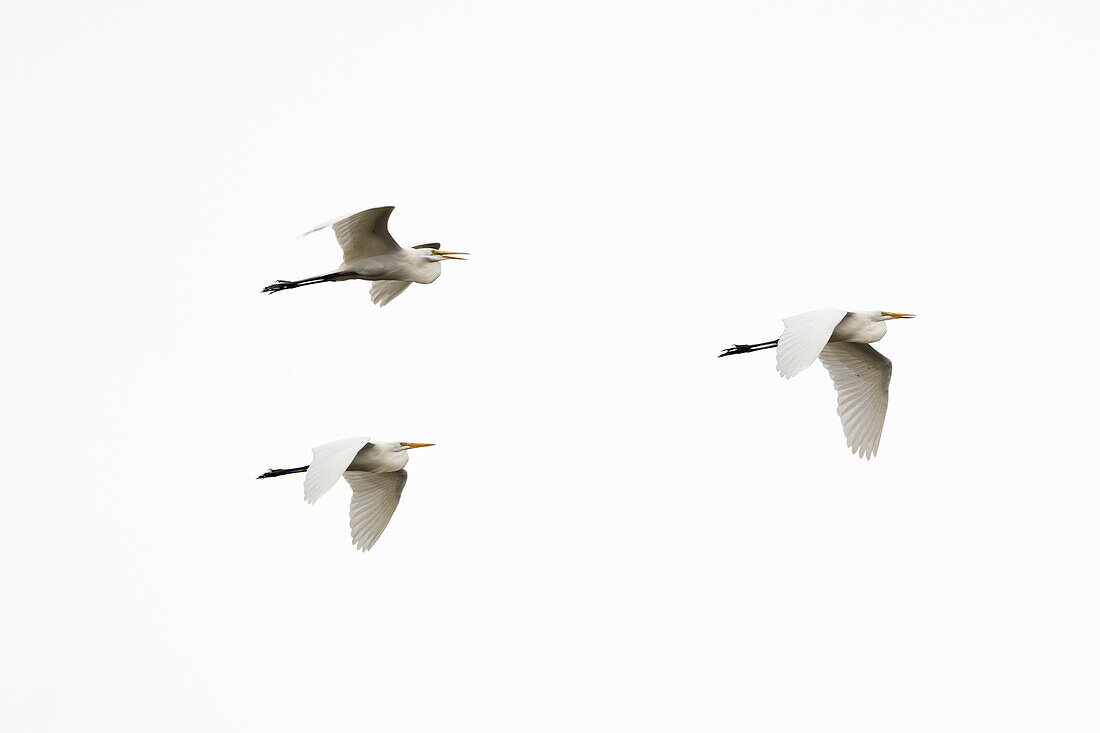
[718,339,779,357]
[261,271,353,294]
[256,465,309,479]
[262,278,323,293]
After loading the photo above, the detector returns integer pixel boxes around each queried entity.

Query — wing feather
[818,343,892,459]
[370,280,412,307]
[300,206,401,263]
[346,470,407,551]
[303,436,371,504]
[776,309,848,378]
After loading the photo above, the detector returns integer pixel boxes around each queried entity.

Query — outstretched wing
[299,206,401,264]
[370,280,412,307]
[776,309,848,378]
[818,343,892,459]
[346,470,408,551]
[303,436,371,504]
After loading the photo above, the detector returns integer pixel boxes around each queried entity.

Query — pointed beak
[399,442,435,450]
[432,250,469,260]
[884,312,916,319]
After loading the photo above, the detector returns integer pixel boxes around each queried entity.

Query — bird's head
[413,243,469,262]
[878,311,916,321]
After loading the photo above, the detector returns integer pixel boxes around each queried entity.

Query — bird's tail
[256,465,309,479]
[718,339,779,358]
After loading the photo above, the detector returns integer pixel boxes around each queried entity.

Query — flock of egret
[258,205,914,551]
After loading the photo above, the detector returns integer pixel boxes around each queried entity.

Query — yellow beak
[400,442,435,449]
[432,250,469,260]
[884,312,916,319]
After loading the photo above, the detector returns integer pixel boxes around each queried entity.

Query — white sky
[3,1,1099,730]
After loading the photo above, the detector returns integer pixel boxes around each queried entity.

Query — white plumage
[818,342,893,459]
[258,437,434,551]
[262,206,467,305]
[369,280,411,307]
[721,309,914,459]
[776,308,849,378]
[303,436,374,504]
[347,471,408,552]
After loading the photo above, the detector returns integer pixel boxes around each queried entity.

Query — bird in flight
[719,309,915,458]
[262,205,468,306]
[258,437,435,551]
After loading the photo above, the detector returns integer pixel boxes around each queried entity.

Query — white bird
[262,206,467,306]
[257,437,435,551]
[719,310,915,458]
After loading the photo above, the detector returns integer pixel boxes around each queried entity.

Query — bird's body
[257,436,435,551]
[262,205,467,306]
[337,249,443,285]
[720,309,915,459]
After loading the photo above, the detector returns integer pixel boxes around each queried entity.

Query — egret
[262,206,467,306]
[719,310,915,459]
[257,437,435,551]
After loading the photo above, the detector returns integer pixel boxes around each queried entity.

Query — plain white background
[2,1,1099,730]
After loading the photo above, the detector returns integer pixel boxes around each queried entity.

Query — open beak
[884,312,916,319]
[432,250,469,261]
[400,442,435,450]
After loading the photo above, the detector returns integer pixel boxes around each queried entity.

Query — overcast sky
[3,1,1099,731]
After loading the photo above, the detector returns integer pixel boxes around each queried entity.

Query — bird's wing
[299,206,401,263]
[303,436,371,504]
[346,470,408,551]
[818,343,892,459]
[776,308,848,378]
[370,280,412,307]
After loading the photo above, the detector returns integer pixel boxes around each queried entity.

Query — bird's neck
[834,316,887,343]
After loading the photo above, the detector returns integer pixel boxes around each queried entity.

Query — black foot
[262,281,301,294]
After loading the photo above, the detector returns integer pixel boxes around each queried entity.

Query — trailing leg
[718,339,779,357]
[261,271,354,294]
[257,465,309,479]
